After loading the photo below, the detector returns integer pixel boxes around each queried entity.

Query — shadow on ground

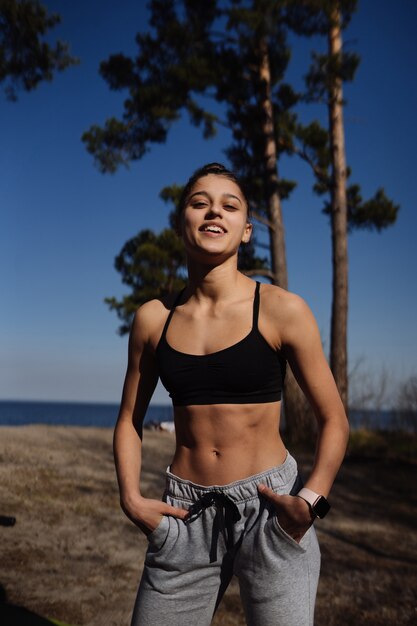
[0,585,71,626]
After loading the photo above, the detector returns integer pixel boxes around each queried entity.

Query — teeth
[204,225,224,233]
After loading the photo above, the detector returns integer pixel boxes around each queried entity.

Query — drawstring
[187,492,241,563]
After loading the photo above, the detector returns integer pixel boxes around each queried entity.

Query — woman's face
[179,174,252,262]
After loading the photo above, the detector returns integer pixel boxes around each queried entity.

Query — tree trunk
[258,38,288,290]
[258,37,315,444]
[328,3,349,410]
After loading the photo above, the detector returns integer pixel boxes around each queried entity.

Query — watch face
[313,496,331,519]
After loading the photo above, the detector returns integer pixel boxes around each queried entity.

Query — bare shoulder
[259,283,318,345]
[133,298,166,324]
[131,293,178,346]
[260,283,313,321]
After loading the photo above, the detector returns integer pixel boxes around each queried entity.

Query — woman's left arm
[258,292,349,540]
[282,294,350,497]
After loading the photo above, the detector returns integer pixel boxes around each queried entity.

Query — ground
[0,426,416,625]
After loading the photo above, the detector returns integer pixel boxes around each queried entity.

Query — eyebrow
[188,191,242,205]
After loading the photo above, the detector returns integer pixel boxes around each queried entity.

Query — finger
[161,504,189,520]
[257,484,282,505]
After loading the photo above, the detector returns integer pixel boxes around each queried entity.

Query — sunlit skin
[114,174,349,543]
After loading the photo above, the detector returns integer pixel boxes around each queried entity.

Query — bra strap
[160,287,186,340]
[253,281,261,330]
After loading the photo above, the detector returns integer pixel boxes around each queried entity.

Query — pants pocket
[146,515,170,552]
[270,514,310,553]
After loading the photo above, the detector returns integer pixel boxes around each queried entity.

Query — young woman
[114,163,349,626]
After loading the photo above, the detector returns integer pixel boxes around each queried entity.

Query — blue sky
[1,0,416,406]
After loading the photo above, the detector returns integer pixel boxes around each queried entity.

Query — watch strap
[297,487,321,507]
[296,487,330,519]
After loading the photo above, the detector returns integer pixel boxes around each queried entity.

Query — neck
[186,257,247,302]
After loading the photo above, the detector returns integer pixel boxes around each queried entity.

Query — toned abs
[170,402,287,485]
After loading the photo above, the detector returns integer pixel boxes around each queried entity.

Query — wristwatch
[296,487,331,519]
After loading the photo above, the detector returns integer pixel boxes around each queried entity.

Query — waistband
[165,451,297,504]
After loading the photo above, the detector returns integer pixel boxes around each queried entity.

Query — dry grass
[0,426,416,625]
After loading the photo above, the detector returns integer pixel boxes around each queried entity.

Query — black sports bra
[156,281,286,406]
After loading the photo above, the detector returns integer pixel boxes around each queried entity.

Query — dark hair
[177,163,251,218]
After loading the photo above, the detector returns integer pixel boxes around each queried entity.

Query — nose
[204,204,223,219]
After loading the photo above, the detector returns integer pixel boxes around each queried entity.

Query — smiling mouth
[199,224,227,234]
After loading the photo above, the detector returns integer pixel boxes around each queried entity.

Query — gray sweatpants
[132,452,321,626]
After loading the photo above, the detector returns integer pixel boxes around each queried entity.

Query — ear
[241,222,253,244]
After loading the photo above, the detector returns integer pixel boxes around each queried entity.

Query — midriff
[169,401,286,485]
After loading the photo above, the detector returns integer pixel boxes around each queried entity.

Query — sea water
[0,400,173,427]
[0,400,415,431]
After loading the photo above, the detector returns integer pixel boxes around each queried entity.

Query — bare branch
[278,137,329,182]
[210,31,240,46]
[251,210,275,231]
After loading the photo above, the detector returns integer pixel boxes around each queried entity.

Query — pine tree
[287,0,399,409]
[104,226,188,336]
[0,0,78,100]
[82,0,301,289]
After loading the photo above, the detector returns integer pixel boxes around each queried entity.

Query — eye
[191,201,208,208]
[224,204,239,211]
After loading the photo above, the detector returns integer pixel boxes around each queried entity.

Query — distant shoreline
[0,399,173,428]
[0,399,415,431]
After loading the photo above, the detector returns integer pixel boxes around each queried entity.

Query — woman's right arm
[113,303,188,534]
